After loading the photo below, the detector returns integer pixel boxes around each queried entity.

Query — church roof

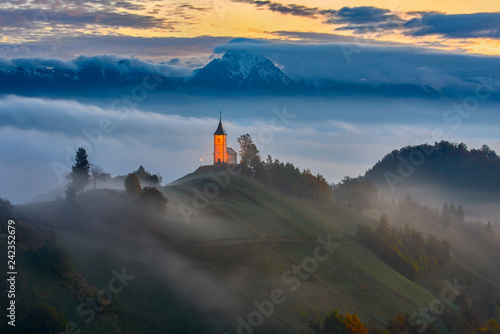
[214,117,227,135]
[226,147,237,155]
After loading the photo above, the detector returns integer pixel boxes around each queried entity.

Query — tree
[133,165,162,186]
[439,203,452,228]
[376,214,390,237]
[237,134,260,168]
[0,197,12,220]
[481,144,498,160]
[308,310,349,334]
[309,310,368,334]
[386,313,410,334]
[456,205,465,221]
[343,313,369,334]
[90,164,111,189]
[0,198,13,234]
[65,184,76,201]
[138,186,168,213]
[69,147,90,194]
[125,174,141,198]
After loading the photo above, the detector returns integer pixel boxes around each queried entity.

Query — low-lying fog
[2,92,500,221]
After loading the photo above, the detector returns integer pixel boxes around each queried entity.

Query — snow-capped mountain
[0,57,177,95]
[0,51,440,97]
[188,50,298,90]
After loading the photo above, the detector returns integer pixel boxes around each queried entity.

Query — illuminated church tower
[213,113,237,165]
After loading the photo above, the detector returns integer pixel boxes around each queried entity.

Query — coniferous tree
[69,148,90,194]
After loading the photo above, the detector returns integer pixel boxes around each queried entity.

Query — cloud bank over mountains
[2,40,500,98]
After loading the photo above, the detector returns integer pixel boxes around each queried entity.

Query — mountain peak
[189,50,297,90]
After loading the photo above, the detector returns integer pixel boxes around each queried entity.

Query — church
[213,114,237,165]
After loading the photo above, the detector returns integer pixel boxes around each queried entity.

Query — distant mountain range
[0,51,441,96]
[0,57,178,95]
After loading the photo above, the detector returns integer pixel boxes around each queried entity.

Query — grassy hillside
[8,166,500,333]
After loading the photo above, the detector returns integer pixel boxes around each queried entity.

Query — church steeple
[213,112,227,164]
[214,111,227,135]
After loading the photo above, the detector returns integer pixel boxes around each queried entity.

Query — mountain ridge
[0,51,450,97]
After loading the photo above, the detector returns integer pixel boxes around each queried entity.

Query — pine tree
[69,148,90,195]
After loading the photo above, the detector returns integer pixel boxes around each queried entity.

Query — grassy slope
[11,166,497,333]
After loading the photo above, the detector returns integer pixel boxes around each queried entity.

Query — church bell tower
[214,112,227,164]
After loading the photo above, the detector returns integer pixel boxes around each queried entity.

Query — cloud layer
[234,1,500,40]
[2,94,500,204]
[405,12,500,39]
[214,40,500,94]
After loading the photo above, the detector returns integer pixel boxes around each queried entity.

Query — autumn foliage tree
[124,173,141,198]
[308,310,368,334]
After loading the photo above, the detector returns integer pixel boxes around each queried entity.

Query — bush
[138,186,168,213]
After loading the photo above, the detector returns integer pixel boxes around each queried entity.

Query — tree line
[65,147,167,213]
[365,141,500,193]
[308,302,500,334]
[237,134,331,199]
[356,215,450,281]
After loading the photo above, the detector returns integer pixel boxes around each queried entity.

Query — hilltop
[361,141,500,219]
[2,165,500,333]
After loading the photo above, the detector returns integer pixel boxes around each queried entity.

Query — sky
[1,0,500,61]
[1,0,500,204]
